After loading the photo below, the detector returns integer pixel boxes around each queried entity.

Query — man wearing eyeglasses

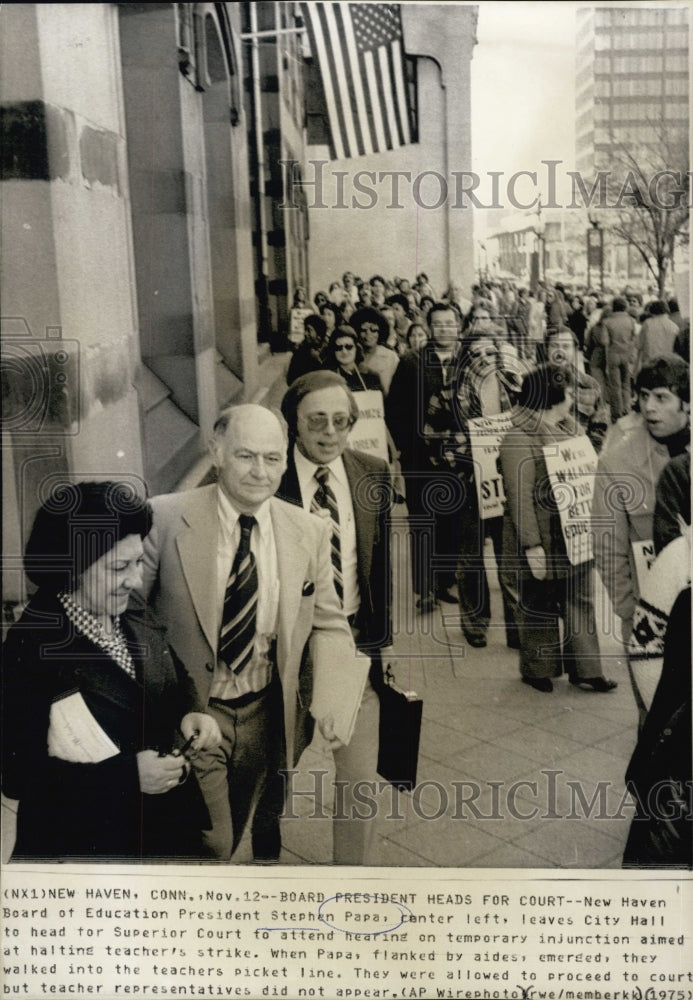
[278,370,394,864]
[140,403,356,863]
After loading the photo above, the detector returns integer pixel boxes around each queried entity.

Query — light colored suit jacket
[140,485,355,766]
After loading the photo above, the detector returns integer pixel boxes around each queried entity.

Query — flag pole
[240,27,304,40]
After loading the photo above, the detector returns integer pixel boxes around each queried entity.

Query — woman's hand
[136,749,187,795]
[180,712,222,754]
[525,545,547,580]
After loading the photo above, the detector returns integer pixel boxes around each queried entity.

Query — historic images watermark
[279,158,691,212]
[281,769,692,824]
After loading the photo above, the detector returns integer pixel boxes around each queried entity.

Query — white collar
[217,486,272,538]
[294,443,348,492]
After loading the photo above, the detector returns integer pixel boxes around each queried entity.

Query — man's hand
[136,749,187,794]
[315,713,345,751]
[525,545,547,580]
[180,712,222,755]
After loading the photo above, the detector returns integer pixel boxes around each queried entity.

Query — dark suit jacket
[2,592,208,861]
[277,447,393,653]
[386,344,449,471]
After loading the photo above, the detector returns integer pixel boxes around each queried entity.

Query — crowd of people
[2,269,690,869]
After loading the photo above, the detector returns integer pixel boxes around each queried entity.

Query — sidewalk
[274,509,638,869]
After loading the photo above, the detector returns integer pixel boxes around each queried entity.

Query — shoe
[416,594,437,614]
[522,676,553,693]
[434,587,457,604]
[465,632,487,648]
[571,676,618,693]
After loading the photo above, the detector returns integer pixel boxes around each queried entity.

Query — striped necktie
[311,466,343,604]
[219,514,258,674]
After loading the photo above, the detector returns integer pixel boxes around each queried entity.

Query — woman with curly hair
[322,325,382,393]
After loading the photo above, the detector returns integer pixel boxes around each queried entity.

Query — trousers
[512,563,604,680]
[331,677,385,865]
[194,677,284,861]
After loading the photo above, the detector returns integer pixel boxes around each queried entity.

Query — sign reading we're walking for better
[543,434,598,565]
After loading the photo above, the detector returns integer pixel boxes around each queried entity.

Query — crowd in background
[285,268,691,866]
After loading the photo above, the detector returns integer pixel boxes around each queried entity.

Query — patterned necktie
[219,514,258,674]
[311,466,343,603]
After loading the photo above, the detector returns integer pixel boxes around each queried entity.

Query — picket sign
[543,434,598,565]
[288,307,315,345]
[347,389,389,462]
[467,413,514,519]
[632,538,656,592]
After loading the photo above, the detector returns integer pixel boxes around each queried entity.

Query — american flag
[302,3,415,160]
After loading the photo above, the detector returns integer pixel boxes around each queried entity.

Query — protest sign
[467,413,514,519]
[543,434,598,565]
[288,307,314,345]
[347,389,388,461]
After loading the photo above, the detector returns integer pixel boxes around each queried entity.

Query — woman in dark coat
[287,313,328,384]
[322,325,382,392]
[2,481,221,862]
[498,366,617,693]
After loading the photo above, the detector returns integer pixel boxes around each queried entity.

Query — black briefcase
[377,667,423,792]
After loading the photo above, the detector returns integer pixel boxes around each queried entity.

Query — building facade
[576,6,689,176]
[575,6,689,287]
[1,2,308,607]
[303,4,478,297]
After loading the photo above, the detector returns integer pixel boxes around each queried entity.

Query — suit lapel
[343,449,376,582]
[176,487,219,655]
[276,456,302,508]
[271,498,311,670]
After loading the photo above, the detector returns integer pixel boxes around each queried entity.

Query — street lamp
[478,241,487,281]
[586,213,604,292]
[530,200,545,293]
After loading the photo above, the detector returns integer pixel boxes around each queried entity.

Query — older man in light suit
[141,404,356,862]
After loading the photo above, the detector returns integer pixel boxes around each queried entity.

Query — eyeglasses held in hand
[304,413,352,431]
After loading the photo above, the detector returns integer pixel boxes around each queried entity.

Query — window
[666,77,688,95]
[666,28,689,48]
[666,55,689,71]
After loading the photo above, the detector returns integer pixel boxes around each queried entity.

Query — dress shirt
[433,350,454,385]
[478,373,502,416]
[293,444,360,618]
[211,489,279,700]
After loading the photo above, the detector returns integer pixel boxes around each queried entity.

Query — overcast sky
[471,1,580,214]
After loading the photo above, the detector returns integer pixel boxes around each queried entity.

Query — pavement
[269,512,638,869]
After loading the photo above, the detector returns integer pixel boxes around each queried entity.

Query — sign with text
[347,388,388,462]
[632,538,656,593]
[467,413,514,519]
[288,307,315,345]
[544,434,598,565]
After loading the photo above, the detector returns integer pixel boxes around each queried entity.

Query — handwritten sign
[467,413,514,519]
[632,538,655,592]
[288,307,314,345]
[347,388,388,462]
[543,434,598,565]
